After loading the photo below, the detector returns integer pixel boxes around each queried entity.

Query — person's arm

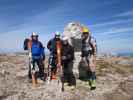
[42,47,45,60]
[39,42,45,60]
[91,40,97,55]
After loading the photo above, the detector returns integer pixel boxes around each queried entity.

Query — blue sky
[0,0,133,53]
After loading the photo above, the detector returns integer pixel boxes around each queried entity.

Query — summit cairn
[63,22,83,51]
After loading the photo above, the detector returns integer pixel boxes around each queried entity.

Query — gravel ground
[0,53,133,100]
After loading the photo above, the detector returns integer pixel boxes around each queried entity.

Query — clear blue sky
[0,0,133,53]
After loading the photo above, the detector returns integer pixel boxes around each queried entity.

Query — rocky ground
[0,53,133,100]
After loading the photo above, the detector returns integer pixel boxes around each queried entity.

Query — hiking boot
[90,80,96,90]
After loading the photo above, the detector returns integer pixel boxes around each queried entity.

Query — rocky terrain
[0,53,133,100]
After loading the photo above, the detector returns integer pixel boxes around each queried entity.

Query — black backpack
[23,38,30,50]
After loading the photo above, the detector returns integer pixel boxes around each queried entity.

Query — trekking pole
[56,62,64,91]
[61,64,64,92]
[47,56,52,84]
[47,53,54,83]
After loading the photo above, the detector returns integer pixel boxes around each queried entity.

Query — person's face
[32,36,38,41]
[83,32,89,39]
[63,40,68,45]
[55,35,60,39]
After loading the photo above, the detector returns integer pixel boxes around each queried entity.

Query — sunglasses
[83,32,89,34]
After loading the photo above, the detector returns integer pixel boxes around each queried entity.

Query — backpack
[89,36,97,54]
[23,38,30,50]
[82,36,96,55]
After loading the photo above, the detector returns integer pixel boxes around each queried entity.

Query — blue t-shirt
[31,41,44,59]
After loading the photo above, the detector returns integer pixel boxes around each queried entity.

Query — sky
[0,0,133,54]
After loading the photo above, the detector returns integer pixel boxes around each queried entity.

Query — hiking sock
[87,71,92,86]
[91,72,96,80]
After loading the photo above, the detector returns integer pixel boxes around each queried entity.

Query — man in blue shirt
[24,32,45,81]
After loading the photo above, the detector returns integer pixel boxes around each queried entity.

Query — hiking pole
[47,60,51,84]
[61,64,65,92]
[56,63,64,92]
[47,54,53,84]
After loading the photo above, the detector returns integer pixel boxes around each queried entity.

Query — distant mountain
[117,51,133,57]
[0,49,23,54]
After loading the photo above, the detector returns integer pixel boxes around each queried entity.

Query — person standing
[47,32,62,80]
[61,36,76,89]
[81,26,97,90]
[24,32,45,81]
